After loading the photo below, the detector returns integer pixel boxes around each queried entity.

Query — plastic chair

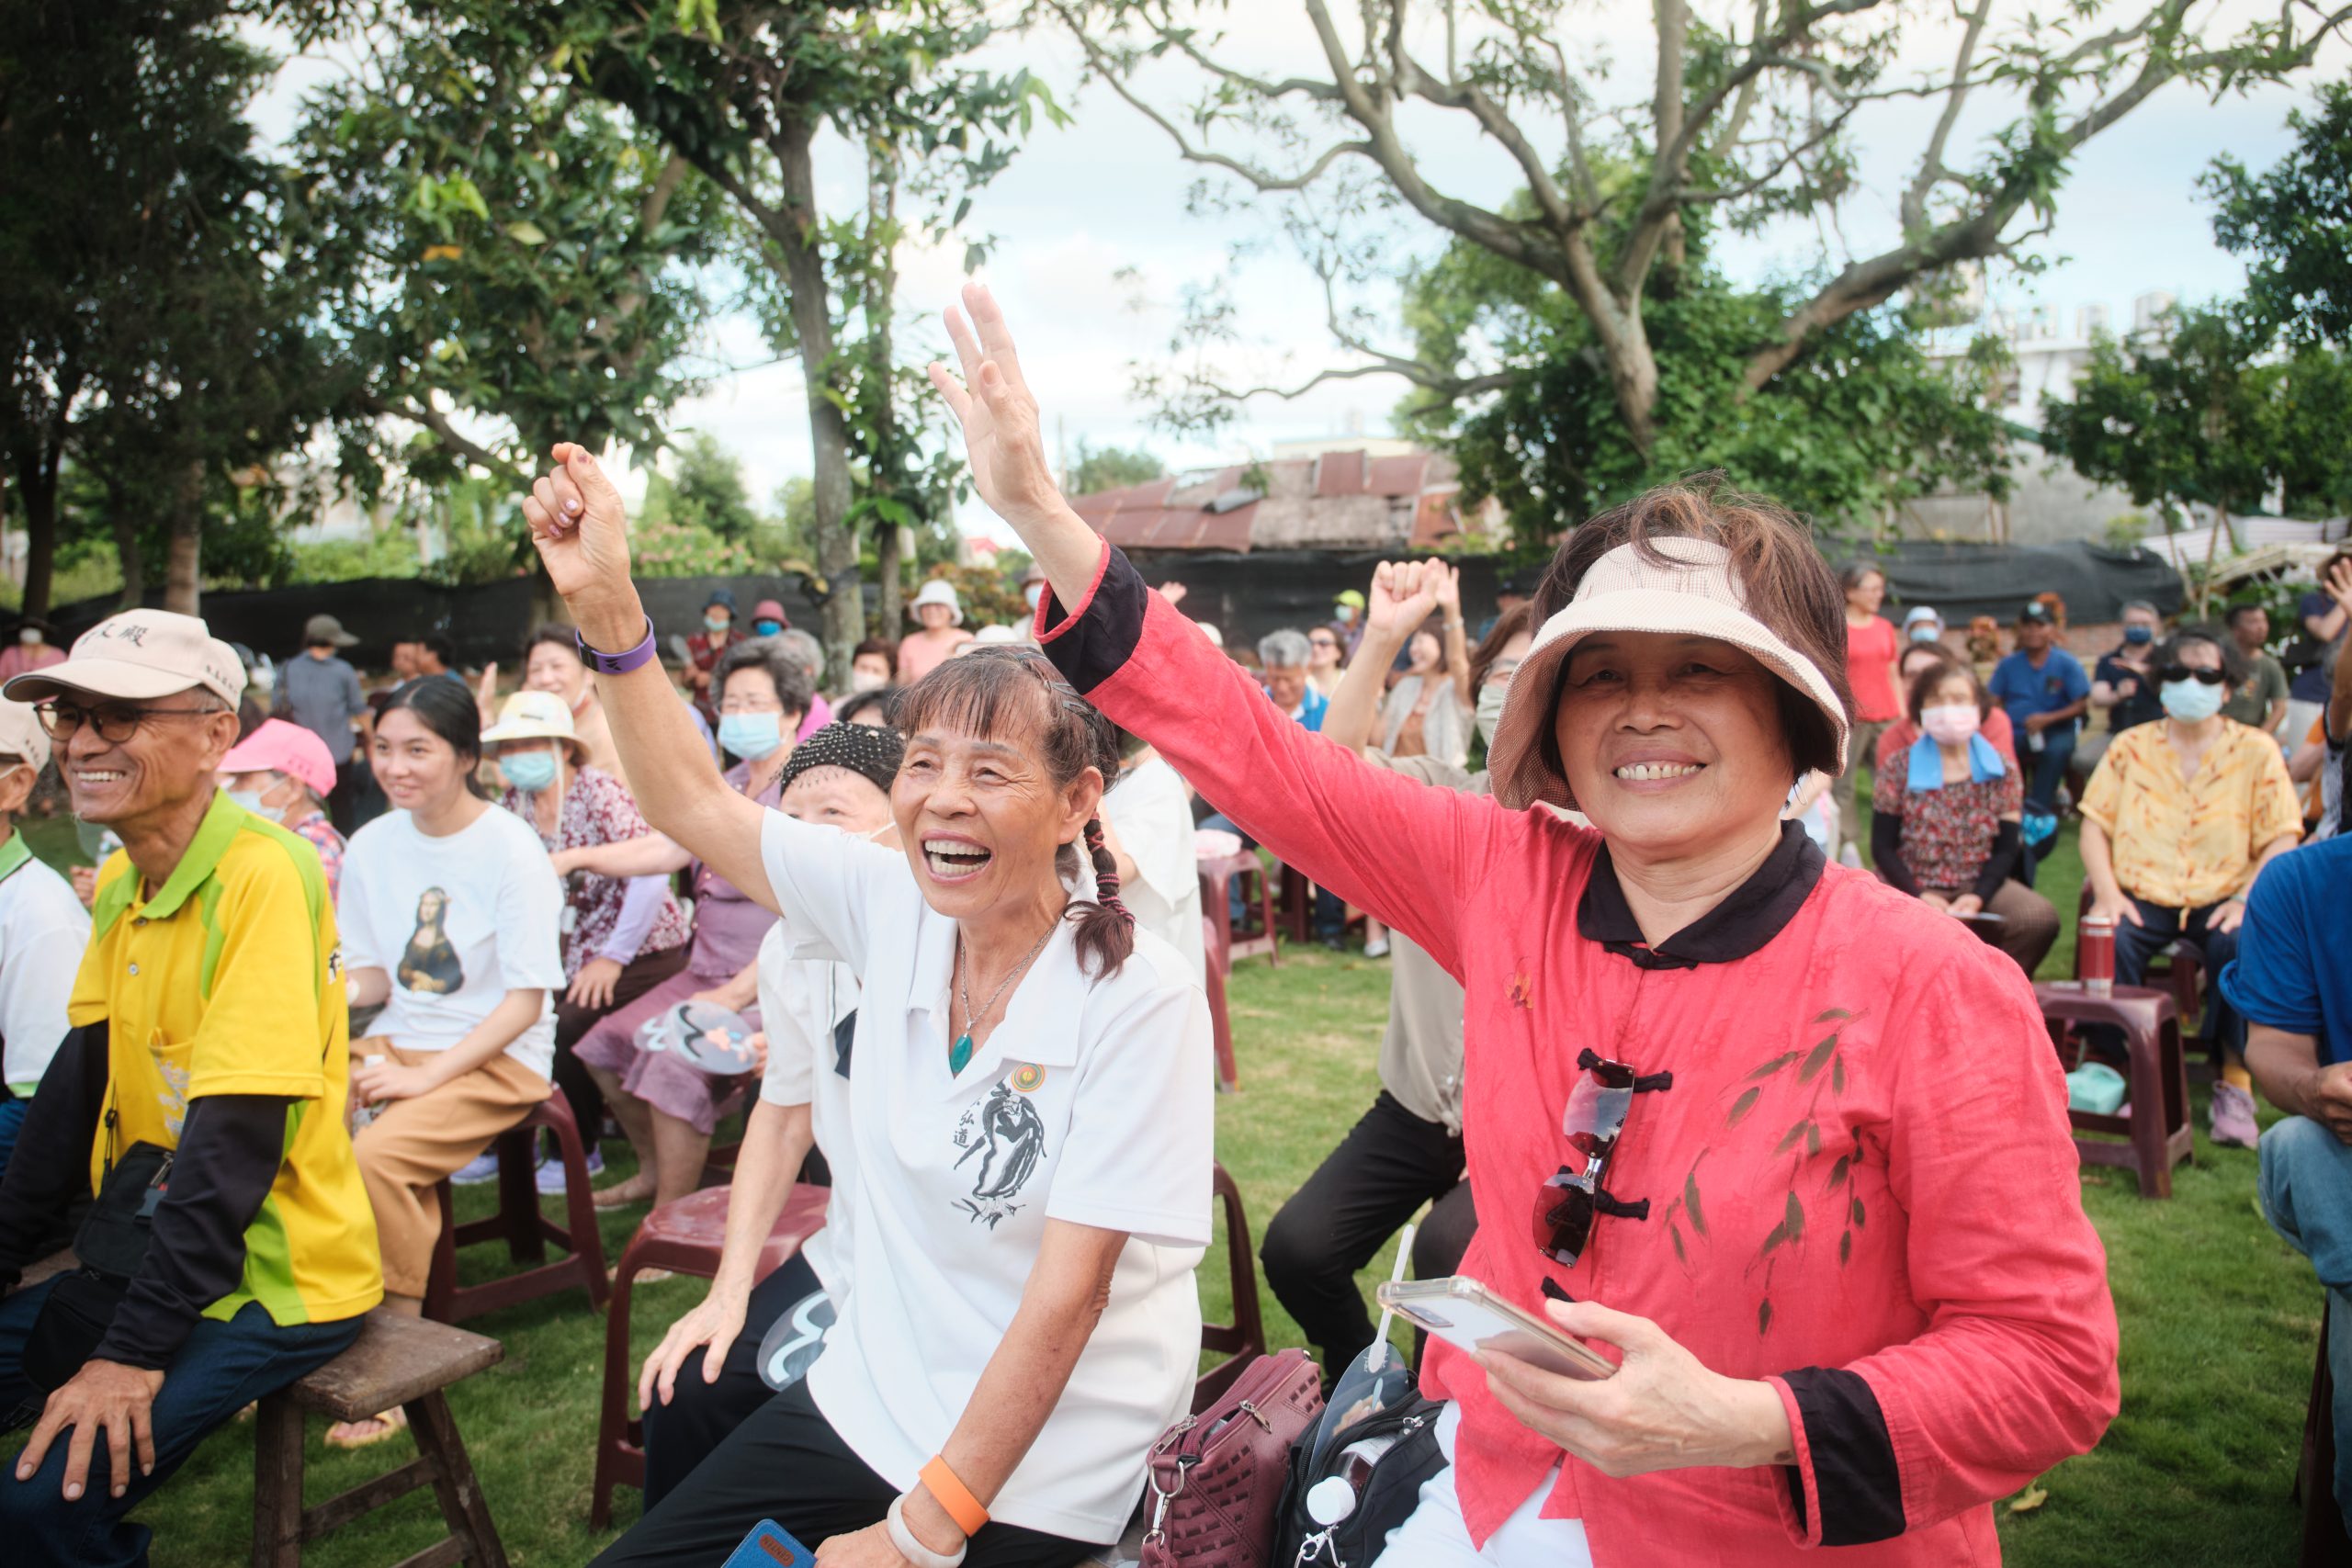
[2036,981,2193,1198]
[1194,1162,1267,1412]
[1202,913,1238,1093]
[423,1095,608,1323]
[1199,852,1279,968]
[591,1183,832,1528]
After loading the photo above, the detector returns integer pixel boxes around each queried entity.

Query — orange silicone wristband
[919,1456,989,1538]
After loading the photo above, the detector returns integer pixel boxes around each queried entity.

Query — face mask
[503,750,560,793]
[752,619,783,637]
[1475,682,1509,749]
[849,669,888,694]
[704,615,731,636]
[2122,624,2154,646]
[1024,583,1045,612]
[2160,678,2224,723]
[718,712,785,761]
[1920,704,1981,746]
[17,629,39,646]
[225,789,270,817]
[1335,605,1355,625]
[1908,624,1939,644]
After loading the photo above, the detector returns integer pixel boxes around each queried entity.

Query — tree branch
[378,394,525,482]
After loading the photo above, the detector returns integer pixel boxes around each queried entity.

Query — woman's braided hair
[887,646,1136,976]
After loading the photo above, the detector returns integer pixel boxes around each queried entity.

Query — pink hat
[220,718,337,799]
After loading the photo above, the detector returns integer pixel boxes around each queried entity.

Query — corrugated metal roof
[1069,448,1462,552]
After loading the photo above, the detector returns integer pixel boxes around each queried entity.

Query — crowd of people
[0,282,2343,1568]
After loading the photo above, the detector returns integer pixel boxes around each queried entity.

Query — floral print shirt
[499,766,690,976]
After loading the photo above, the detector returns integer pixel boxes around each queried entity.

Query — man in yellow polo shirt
[0,609,379,1565]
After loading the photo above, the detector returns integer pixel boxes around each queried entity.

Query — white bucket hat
[1485,536,1849,812]
[481,689,588,764]
[910,579,964,626]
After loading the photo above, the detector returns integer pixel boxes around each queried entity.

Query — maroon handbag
[1140,1348,1324,1568]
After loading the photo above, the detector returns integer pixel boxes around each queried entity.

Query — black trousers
[551,942,691,1141]
[1261,1089,1476,1371]
[641,1253,820,1506]
[592,1380,1095,1568]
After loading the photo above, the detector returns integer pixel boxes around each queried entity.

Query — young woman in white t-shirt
[332,678,566,1445]
[525,444,1212,1568]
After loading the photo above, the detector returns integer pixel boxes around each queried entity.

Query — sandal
[591,1171,658,1210]
[324,1406,409,1450]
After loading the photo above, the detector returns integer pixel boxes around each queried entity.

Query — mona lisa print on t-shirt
[395,887,465,996]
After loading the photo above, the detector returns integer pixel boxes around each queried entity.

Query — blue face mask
[705,615,731,637]
[2123,624,2154,646]
[225,789,269,817]
[2159,678,2224,723]
[752,619,783,637]
[503,750,559,794]
[718,712,785,761]
[1908,623,1939,643]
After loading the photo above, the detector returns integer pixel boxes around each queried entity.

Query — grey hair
[2121,600,2161,619]
[1258,628,1312,671]
[774,628,825,681]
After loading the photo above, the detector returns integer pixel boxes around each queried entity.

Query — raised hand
[521,444,639,643]
[929,283,1066,530]
[1366,559,1443,645]
[1431,559,1463,614]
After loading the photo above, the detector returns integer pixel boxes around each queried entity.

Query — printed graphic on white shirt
[396,887,466,994]
[951,1076,1047,1228]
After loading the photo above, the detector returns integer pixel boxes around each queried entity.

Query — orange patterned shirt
[2079,719,2301,909]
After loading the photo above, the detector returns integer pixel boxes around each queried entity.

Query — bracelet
[918,1455,989,1538]
[887,1493,967,1568]
[576,616,658,676]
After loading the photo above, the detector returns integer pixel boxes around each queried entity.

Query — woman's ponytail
[1069,815,1136,976]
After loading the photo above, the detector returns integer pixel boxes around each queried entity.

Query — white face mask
[1920,704,1981,746]
[1475,682,1509,750]
[1024,583,1045,611]
[17,629,40,646]
[849,669,888,694]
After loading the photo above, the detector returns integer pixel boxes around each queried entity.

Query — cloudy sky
[255,4,2346,534]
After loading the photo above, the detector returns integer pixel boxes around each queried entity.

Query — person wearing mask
[1987,600,2090,845]
[848,640,896,694]
[1876,642,2016,764]
[2080,626,2302,1149]
[772,628,835,738]
[631,722,905,1502]
[0,618,63,685]
[0,611,378,1555]
[685,589,741,723]
[1828,565,1902,864]
[2223,602,2291,739]
[478,689,692,1191]
[927,284,2116,1568]
[2083,600,2165,776]
[219,718,346,899]
[510,625,623,776]
[334,679,566,1444]
[750,599,789,640]
[569,642,810,1213]
[0,698,88,1178]
[1330,587,1366,659]
[1868,661,2058,975]
[281,614,373,832]
[898,579,975,683]
[1900,604,1944,649]
[1267,581,1532,1376]
[2287,547,2352,747]
[1306,626,1345,697]
[1376,564,1475,767]
[524,446,1212,1567]
[2231,829,2352,1540]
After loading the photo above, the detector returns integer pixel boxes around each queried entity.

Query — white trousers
[1367,1405,1594,1568]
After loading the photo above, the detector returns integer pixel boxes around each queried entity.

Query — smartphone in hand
[1377,1276,1617,1382]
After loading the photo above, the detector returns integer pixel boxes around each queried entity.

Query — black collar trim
[1577,820,1826,970]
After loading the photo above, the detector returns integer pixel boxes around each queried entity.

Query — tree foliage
[1056,0,2348,523]
[1068,440,1169,496]
[2203,83,2352,348]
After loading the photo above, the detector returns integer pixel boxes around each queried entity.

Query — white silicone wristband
[887,1493,968,1568]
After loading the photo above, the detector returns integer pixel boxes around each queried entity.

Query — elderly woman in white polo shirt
[523,444,1213,1568]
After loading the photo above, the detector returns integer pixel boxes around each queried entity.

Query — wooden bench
[252,1311,507,1568]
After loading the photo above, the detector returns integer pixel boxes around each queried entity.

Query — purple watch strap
[578,617,658,676]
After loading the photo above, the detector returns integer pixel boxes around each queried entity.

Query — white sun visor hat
[1485,536,1850,812]
[910,579,964,626]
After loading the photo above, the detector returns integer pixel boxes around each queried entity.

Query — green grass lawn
[6,812,2322,1565]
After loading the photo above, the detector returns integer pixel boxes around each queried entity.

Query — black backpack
[1272,1393,1448,1568]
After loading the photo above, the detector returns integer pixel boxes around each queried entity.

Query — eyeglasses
[2155,665,2227,686]
[35,699,220,745]
[1309,636,1338,649]
[1532,1055,1638,1268]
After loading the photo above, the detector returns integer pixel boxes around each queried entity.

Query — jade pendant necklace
[951,920,1055,1075]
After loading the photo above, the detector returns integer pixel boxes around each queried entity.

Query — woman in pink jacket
[925,284,2118,1567]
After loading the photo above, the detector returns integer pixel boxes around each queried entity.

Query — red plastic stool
[1199,852,1279,968]
[2036,981,2192,1198]
[424,1095,608,1323]
[1203,914,1238,1093]
[590,1183,831,1527]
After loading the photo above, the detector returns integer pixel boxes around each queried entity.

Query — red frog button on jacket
[1035,541,2120,1566]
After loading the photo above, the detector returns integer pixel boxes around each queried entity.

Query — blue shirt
[1267,682,1329,732]
[2220,835,2352,1066]
[1988,648,2089,732]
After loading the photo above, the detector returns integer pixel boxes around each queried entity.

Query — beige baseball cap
[481,689,587,763]
[0,695,51,771]
[3,609,246,710]
[1485,536,1849,812]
